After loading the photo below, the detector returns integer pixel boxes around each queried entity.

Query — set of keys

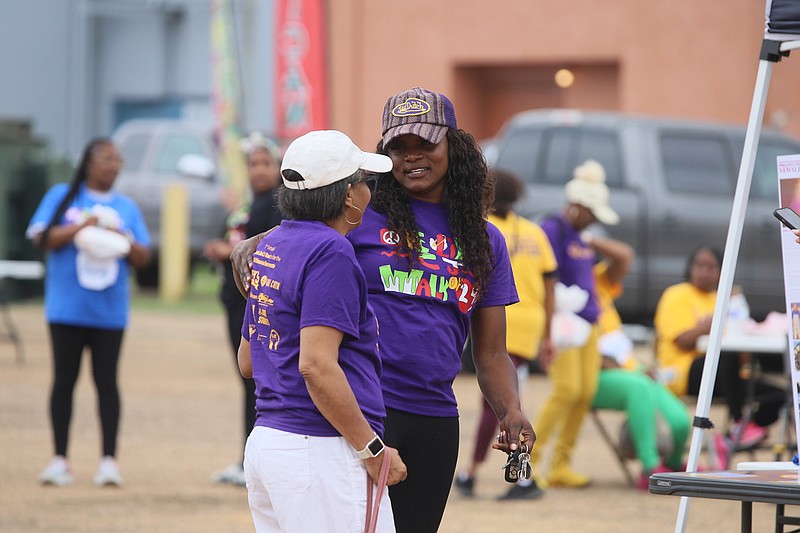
[502,444,532,483]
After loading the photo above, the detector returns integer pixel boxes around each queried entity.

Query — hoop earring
[345,204,363,226]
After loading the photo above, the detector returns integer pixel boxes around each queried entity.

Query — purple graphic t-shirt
[541,215,599,324]
[348,200,518,417]
[242,220,385,437]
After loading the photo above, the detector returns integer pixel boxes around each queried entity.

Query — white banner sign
[776,153,800,459]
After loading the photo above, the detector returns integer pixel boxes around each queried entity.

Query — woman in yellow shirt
[654,246,784,461]
[591,237,690,489]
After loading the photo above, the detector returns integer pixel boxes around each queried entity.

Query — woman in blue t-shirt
[234,89,533,533]
[237,130,407,533]
[26,138,151,488]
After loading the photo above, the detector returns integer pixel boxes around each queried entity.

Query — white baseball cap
[280,130,392,190]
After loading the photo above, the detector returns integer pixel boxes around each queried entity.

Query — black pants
[223,296,257,462]
[688,353,785,427]
[48,323,124,458]
[383,408,459,533]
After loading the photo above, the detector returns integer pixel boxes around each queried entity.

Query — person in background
[589,233,691,489]
[26,138,151,487]
[529,159,618,490]
[232,87,534,532]
[454,168,557,500]
[654,246,785,468]
[237,130,406,532]
[203,131,283,486]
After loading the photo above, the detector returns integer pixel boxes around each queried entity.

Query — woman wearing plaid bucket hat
[232,89,533,532]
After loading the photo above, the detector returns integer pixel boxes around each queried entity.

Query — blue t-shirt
[242,220,385,437]
[26,183,150,329]
[541,214,599,324]
[348,200,519,417]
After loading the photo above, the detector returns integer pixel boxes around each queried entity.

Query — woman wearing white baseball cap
[237,130,406,533]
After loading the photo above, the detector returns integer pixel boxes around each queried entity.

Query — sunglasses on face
[362,173,379,195]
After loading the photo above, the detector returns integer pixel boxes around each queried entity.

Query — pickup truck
[111,119,228,287]
[483,109,800,323]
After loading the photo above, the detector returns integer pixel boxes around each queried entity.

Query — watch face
[368,437,384,456]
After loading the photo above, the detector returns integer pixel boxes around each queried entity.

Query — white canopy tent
[674,2,800,531]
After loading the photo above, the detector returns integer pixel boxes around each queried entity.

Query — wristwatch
[356,434,385,459]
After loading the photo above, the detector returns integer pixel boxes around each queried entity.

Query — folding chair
[590,408,637,486]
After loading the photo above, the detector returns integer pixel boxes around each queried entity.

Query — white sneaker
[211,463,246,486]
[94,456,124,487]
[39,456,74,486]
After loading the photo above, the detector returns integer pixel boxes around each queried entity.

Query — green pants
[592,368,690,472]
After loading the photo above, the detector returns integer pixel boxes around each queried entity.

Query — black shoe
[498,480,544,500]
[453,472,475,497]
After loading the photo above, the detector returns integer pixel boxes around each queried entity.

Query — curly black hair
[371,128,495,296]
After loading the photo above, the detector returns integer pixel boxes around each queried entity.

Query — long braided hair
[371,128,495,297]
[37,137,111,249]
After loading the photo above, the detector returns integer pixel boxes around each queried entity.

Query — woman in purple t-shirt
[534,160,620,489]
[233,89,533,533]
[357,87,532,532]
[237,131,406,533]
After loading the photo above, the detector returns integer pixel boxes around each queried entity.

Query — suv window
[660,133,734,194]
[748,140,798,200]
[539,128,623,187]
[154,133,208,173]
[118,132,150,172]
[495,128,541,183]
[575,130,622,187]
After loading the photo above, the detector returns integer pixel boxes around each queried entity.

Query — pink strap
[364,448,393,533]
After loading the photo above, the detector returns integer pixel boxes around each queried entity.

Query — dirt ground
[0,299,790,532]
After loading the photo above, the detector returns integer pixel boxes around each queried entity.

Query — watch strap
[357,434,385,459]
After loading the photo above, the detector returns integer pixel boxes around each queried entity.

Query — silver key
[517,449,532,480]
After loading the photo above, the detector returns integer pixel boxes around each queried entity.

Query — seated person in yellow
[654,246,784,461]
[589,234,690,489]
[454,168,557,500]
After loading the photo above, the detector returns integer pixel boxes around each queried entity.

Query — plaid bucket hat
[381,87,458,146]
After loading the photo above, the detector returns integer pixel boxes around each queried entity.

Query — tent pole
[673,45,777,533]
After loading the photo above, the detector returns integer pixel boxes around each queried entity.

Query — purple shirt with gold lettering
[242,220,385,437]
[348,200,518,417]
[541,214,599,324]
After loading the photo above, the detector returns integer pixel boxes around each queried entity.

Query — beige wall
[328,0,800,150]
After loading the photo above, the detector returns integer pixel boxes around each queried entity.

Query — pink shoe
[713,434,730,470]
[637,472,650,491]
[651,463,677,474]
[731,420,768,450]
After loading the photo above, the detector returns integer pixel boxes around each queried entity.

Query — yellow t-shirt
[489,212,557,360]
[654,281,716,395]
[594,262,638,371]
[593,262,623,337]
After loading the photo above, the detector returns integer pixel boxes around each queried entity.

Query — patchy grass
[130,264,224,315]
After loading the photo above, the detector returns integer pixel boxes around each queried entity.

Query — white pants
[244,426,395,533]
